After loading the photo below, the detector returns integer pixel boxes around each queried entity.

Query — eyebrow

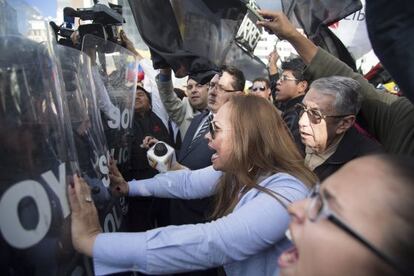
[322,187,343,212]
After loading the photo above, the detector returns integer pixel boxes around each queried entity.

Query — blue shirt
[93,166,309,275]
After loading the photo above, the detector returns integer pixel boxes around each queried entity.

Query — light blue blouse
[93,166,309,275]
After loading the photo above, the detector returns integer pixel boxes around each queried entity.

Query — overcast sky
[257,0,282,11]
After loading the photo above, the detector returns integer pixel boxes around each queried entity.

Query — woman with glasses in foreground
[280,154,413,276]
[68,95,317,275]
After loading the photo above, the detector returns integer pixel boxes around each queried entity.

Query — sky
[26,0,57,17]
[257,0,282,11]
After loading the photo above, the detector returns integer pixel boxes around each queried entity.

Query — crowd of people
[63,7,414,275]
[63,7,413,276]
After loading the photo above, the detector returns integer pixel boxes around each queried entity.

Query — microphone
[147,142,176,173]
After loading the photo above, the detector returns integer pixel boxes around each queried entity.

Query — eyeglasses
[209,82,238,93]
[307,184,407,276]
[208,120,232,140]
[295,103,353,124]
[279,75,299,82]
[252,86,266,92]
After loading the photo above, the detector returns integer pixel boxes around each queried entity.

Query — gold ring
[85,196,93,203]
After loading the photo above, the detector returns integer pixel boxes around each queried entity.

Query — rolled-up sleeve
[93,174,308,275]
[128,166,222,199]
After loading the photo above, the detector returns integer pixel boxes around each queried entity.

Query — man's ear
[335,115,356,134]
[298,80,308,94]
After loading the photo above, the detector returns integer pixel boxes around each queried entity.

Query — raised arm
[258,10,414,155]
[156,68,188,126]
[128,166,222,199]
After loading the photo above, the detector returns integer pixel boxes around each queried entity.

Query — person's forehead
[282,69,296,77]
[136,90,146,96]
[253,81,266,87]
[303,88,335,110]
[187,78,199,85]
[323,157,392,216]
[218,71,234,86]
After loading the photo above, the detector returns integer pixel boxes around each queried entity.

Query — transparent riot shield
[56,43,130,237]
[0,34,80,275]
[81,34,138,178]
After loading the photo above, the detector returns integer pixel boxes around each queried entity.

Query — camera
[50,0,125,52]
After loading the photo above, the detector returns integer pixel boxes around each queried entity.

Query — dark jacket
[126,110,172,232]
[314,127,383,181]
[127,111,172,181]
[170,111,216,226]
[279,95,305,154]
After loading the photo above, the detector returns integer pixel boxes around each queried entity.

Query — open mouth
[278,229,299,268]
[211,152,219,163]
[278,246,299,268]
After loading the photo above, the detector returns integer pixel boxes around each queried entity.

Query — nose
[298,111,309,129]
[204,131,212,141]
[276,78,282,85]
[288,198,309,224]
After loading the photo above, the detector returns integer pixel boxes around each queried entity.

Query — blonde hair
[211,94,317,218]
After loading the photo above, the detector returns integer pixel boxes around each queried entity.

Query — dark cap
[188,57,219,85]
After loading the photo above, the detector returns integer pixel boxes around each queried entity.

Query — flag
[281,0,362,71]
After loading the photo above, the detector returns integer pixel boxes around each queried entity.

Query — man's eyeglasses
[252,86,266,92]
[209,82,238,93]
[307,185,407,276]
[279,75,299,82]
[295,103,353,124]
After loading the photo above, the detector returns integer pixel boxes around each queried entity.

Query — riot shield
[0,34,81,275]
[56,45,130,227]
[81,34,138,179]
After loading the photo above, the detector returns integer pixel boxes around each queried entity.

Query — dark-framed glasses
[307,184,407,276]
[295,103,353,124]
[252,86,266,92]
[215,84,238,93]
[279,75,299,82]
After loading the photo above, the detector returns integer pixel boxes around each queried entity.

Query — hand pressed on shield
[68,174,102,257]
[108,159,129,197]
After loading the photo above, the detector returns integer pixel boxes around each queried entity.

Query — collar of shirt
[305,133,345,170]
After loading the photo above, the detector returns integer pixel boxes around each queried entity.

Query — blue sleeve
[92,175,308,275]
[128,166,222,199]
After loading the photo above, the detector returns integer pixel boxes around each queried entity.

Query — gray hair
[310,76,362,115]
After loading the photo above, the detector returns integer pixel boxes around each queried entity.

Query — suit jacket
[170,112,216,226]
